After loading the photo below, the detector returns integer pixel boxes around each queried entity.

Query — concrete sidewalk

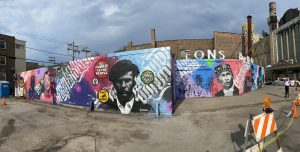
[3,85,297,116]
[174,85,298,115]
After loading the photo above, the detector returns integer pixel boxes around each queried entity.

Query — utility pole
[82,47,91,58]
[49,57,55,64]
[68,42,79,61]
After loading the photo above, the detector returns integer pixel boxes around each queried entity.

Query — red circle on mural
[94,60,109,79]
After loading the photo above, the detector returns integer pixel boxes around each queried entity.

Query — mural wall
[15,46,265,116]
[16,47,173,116]
[175,59,264,99]
[15,68,57,104]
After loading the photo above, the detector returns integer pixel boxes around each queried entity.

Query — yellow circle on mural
[98,89,109,103]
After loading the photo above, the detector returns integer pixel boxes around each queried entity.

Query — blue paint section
[175,59,264,99]
[175,59,213,98]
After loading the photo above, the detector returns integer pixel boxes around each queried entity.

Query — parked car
[273,79,285,86]
[290,79,300,87]
[265,79,273,85]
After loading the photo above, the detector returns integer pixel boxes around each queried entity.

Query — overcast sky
[0,0,299,64]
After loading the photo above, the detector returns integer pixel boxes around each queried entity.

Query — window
[15,44,25,49]
[0,72,6,80]
[0,40,6,49]
[0,56,6,65]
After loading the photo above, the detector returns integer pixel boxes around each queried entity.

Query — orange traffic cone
[293,102,298,118]
[1,98,6,106]
[263,96,273,113]
[297,95,300,106]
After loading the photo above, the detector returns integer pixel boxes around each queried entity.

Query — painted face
[19,79,24,88]
[196,75,203,85]
[217,71,233,89]
[113,71,134,99]
[43,74,51,92]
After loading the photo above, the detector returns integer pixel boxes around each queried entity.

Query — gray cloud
[0,0,299,64]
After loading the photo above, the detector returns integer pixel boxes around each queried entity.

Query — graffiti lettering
[57,58,95,103]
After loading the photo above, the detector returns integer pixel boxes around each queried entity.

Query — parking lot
[0,85,299,152]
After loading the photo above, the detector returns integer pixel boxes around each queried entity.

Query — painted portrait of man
[214,64,239,96]
[104,59,153,114]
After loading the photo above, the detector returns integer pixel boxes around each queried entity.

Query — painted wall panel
[16,47,173,116]
[175,59,264,99]
[15,68,56,104]
[15,46,265,116]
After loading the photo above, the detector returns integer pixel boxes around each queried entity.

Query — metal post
[155,102,160,117]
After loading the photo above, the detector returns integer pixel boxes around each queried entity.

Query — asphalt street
[0,85,299,152]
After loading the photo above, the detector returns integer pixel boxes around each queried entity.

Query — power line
[0,34,90,62]
[1,40,72,62]
[0,25,68,45]
[0,26,95,60]
[0,53,54,64]
[26,47,71,57]
[0,25,86,47]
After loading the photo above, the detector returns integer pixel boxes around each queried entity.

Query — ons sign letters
[184,49,225,60]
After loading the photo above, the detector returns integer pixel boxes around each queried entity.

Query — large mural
[16,47,173,116]
[175,59,264,99]
[15,46,265,116]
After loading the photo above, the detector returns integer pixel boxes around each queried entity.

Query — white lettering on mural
[138,50,171,104]
[95,63,108,76]
[185,49,225,59]
[56,57,95,103]
[136,65,171,103]
[175,60,206,71]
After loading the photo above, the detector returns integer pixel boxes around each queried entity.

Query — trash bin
[0,81,10,98]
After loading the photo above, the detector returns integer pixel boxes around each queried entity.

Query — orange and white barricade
[243,113,281,152]
[252,113,277,142]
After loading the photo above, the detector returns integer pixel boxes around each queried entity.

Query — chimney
[151,29,156,48]
[269,2,276,16]
[268,2,278,33]
[247,15,253,58]
[127,41,132,48]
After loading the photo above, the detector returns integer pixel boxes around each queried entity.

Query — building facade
[0,34,27,93]
[26,62,39,71]
[125,29,243,59]
[270,8,300,64]
[15,39,26,73]
[267,3,300,80]
[0,34,16,90]
[253,36,270,67]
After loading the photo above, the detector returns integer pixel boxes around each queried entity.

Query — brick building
[0,34,16,90]
[26,62,39,71]
[253,36,270,67]
[0,34,27,93]
[125,29,242,59]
